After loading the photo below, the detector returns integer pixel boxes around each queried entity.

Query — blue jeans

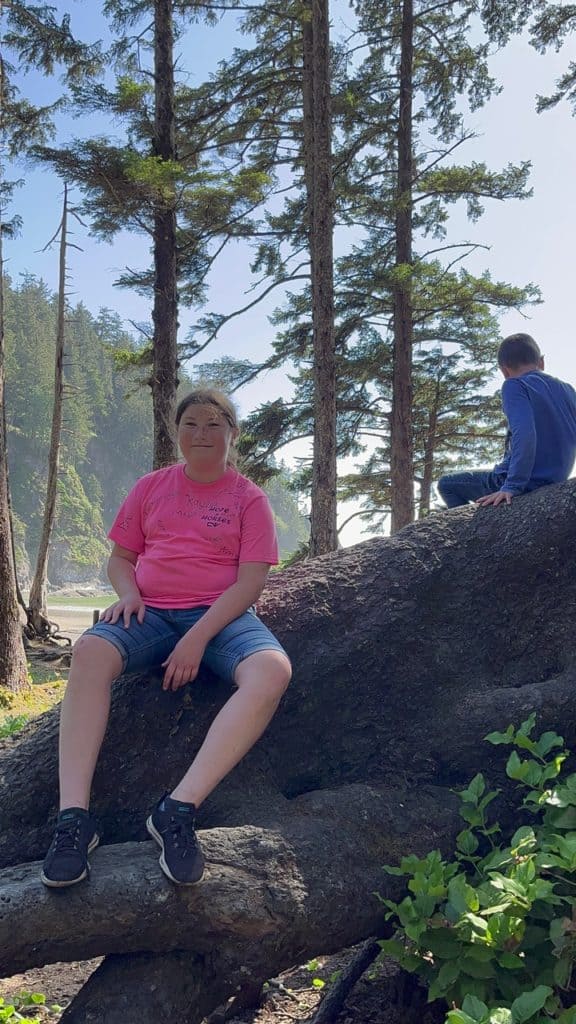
[84,606,287,683]
[437,470,506,508]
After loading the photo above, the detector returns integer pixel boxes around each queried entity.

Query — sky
[5,2,576,544]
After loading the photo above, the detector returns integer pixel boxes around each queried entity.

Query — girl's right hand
[100,593,146,628]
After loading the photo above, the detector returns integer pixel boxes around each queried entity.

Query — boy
[437,333,576,509]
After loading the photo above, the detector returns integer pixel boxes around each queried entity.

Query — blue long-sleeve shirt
[494,370,576,495]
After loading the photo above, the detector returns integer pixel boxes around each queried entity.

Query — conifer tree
[0,2,99,688]
[37,0,274,467]
[27,186,82,635]
[303,0,337,554]
[0,192,28,690]
[179,1,538,536]
[334,0,534,530]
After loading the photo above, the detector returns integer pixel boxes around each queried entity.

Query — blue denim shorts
[84,606,287,684]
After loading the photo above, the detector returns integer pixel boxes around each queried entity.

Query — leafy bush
[380,714,576,1023]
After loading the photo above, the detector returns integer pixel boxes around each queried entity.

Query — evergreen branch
[337,507,387,534]
[415,0,462,20]
[414,134,477,181]
[248,254,309,294]
[419,242,489,260]
[189,273,309,350]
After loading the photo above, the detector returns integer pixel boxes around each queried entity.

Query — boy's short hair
[497,333,542,369]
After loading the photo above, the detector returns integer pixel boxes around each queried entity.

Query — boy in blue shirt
[437,333,576,509]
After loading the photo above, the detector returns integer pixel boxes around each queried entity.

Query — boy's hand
[162,632,207,691]
[476,490,513,507]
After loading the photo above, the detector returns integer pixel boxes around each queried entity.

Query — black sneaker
[41,807,100,888]
[146,795,205,885]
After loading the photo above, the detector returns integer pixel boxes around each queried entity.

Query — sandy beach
[47,605,100,643]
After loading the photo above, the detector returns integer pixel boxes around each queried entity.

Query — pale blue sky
[5,3,576,542]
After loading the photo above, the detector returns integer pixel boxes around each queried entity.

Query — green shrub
[380,714,576,1023]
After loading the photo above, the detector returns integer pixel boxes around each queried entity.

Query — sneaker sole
[146,816,204,886]
[40,834,100,889]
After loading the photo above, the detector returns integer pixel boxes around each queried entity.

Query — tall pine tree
[1,1,99,688]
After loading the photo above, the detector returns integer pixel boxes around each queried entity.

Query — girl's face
[177,403,238,473]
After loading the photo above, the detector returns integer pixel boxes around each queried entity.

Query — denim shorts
[84,606,288,684]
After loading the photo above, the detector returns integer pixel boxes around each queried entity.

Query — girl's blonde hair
[175,388,239,465]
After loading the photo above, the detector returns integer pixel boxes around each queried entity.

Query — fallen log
[1,482,576,1020]
[0,782,458,977]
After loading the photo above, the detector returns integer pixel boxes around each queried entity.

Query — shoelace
[166,815,198,859]
[52,820,82,852]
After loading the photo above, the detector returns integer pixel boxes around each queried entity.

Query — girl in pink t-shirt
[42,389,291,889]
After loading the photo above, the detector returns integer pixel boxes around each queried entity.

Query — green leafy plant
[304,958,342,991]
[380,714,576,1023]
[0,991,61,1021]
[0,715,29,739]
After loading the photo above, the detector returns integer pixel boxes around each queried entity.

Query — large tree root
[0,783,458,979]
[2,484,576,1019]
[3,485,576,871]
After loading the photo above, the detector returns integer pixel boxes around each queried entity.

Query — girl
[42,388,291,888]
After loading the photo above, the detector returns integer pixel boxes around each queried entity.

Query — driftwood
[1,480,576,1021]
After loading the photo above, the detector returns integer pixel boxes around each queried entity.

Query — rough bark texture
[390,0,415,533]
[2,482,576,1018]
[0,211,28,691]
[303,0,338,556]
[152,0,179,469]
[0,783,454,977]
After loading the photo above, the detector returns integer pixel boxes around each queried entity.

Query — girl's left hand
[162,633,207,691]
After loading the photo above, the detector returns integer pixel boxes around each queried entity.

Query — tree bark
[0,203,28,691]
[390,0,415,533]
[419,375,441,517]
[303,0,338,556]
[152,0,179,469]
[28,185,68,635]
[2,482,576,1015]
[0,782,456,978]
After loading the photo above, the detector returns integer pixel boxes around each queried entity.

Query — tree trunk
[3,481,576,1016]
[28,185,68,636]
[303,0,337,556]
[152,0,179,469]
[390,0,414,533]
[0,210,28,691]
[419,376,441,517]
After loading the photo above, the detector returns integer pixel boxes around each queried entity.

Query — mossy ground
[0,665,67,736]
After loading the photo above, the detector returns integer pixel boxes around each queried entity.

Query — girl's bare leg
[58,635,123,810]
[170,650,291,807]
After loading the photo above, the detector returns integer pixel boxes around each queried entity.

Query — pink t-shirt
[108,464,279,608]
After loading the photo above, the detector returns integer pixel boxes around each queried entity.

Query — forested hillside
[4,275,307,585]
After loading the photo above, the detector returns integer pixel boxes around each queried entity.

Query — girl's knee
[71,634,122,677]
[235,650,292,698]
[268,655,291,699]
[276,653,292,691]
